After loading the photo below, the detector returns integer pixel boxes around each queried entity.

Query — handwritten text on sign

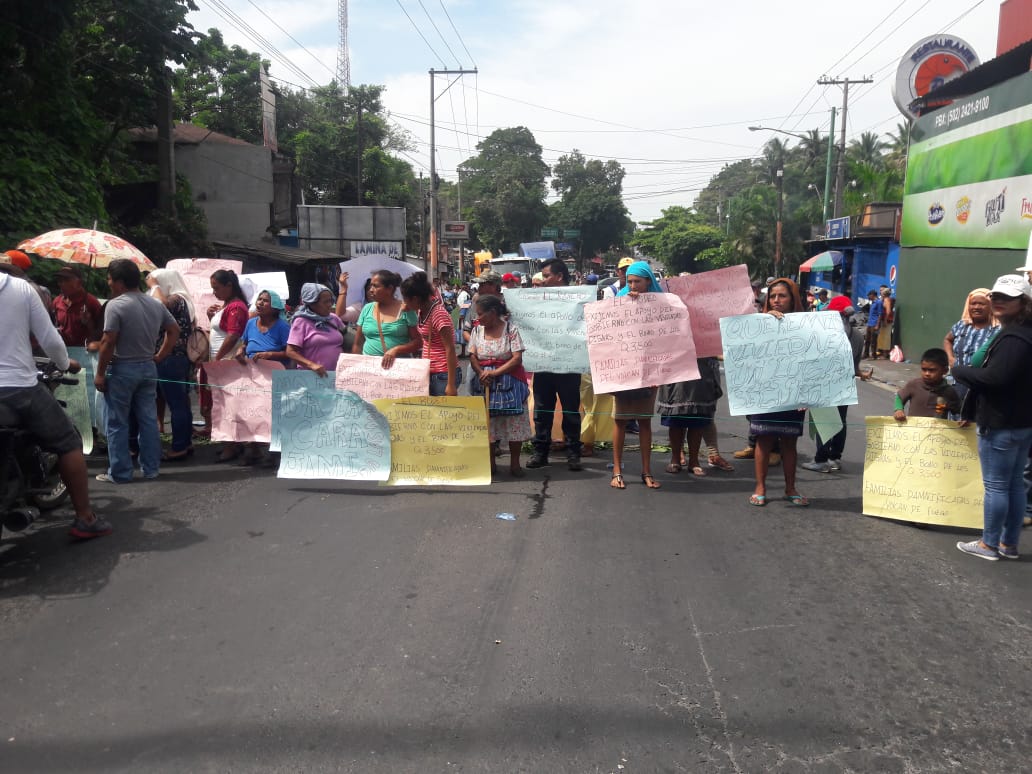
[166,258,242,332]
[720,312,856,415]
[335,353,429,400]
[584,293,699,394]
[663,264,755,358]
[269,370,337,452]
[372,397,491,486]
[862,417,982,529]
[206,359,284,443]
[278,389,391,480]
[503,286,596,373]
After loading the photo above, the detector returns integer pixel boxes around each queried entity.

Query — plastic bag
[889,345,904,363]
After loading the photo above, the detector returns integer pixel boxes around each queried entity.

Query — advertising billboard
[901,70,1032,250]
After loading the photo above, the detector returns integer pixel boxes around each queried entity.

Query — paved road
[1,378,1029,772]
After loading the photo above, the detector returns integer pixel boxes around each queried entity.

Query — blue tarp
[519,241,557,260]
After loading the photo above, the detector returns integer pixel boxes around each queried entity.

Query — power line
[393,0,447,67]
[438,0,476,68]
[242,0,337,80]
[418,0,460,67]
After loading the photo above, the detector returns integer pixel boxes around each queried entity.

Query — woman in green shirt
[352,270,421,368]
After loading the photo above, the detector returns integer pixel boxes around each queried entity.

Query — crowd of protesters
[1,248,1030,565]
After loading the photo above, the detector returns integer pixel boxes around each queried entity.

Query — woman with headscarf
[239,290,291,364]
[400,272,460,396]
[146,268,196,461]
[944,288,998,409]
[609,261,663,490]
[353,270,421,368]
[749,278,809,507]
[285,283,348,376]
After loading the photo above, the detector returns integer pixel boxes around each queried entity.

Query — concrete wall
[177,144,273,243]
[896,246,1024,357]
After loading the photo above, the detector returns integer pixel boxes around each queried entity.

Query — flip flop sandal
[665,463,682,474]
[690,466,707,477]
[708,454,734,471]
[749,494,767,506]
[641,474,661,489]
[784,494,810,507]
[610,473,626,489]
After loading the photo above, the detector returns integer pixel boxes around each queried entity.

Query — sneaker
[768,453,782,467]
[733,446,755,459]
[526,454,549,469]
[567,456,583,472]
[625,420,640,434]
[1024,515,1031,527]
[95,473,128,484]
[69,515,113,539]
[828,460,842,471]
[801,461,830,473]
[956,540,999,561]
[997,544,1020,560]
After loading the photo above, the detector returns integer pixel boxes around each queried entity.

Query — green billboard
[902,70,1032,249]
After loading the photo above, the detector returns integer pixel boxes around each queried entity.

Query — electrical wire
[394,0,447,68]
[438,0,477,68]
[418,0,460,67]
[242,0,337,80]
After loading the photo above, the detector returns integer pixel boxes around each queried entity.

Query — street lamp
[749,109,837,222]
[807,183,822,200]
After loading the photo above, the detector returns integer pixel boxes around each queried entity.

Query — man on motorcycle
[0,259,111,539]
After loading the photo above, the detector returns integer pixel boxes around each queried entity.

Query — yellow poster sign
[372,397,491,486]
[863,416,983,528]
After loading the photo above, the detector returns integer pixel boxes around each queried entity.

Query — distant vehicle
[490,256,541,284]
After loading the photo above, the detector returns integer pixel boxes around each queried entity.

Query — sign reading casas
[902,70,1032,250]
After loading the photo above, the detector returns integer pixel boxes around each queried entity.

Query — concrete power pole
[429,68,477,279]
[818,76,873,218]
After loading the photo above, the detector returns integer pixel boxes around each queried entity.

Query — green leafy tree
[172,28,265,144]
[632,207,723,274]
[847,131,887,168]
[458,127,549,252]
[550,151,632,265]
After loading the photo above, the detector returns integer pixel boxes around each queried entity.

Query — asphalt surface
[1,372,1030,773]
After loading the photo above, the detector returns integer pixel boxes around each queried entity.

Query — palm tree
[762,138,789,183]
[885,121,912,172]
[847,131,887,169]
[797,128,828,174]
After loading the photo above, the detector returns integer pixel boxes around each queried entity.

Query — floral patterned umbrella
[18,228,156,270]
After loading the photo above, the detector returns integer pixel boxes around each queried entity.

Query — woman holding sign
[609,262,663,490]
[353,270,421,368]
[749,278,808,507]
[401,273,460,397]
[285,283,348,377]
[469,295,531,477]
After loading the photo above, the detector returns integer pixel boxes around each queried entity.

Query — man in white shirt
[602,256,634,299]
[0,260,110,538]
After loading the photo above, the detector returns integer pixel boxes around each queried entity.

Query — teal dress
[357,302,417,356]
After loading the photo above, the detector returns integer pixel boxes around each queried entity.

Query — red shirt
[417,300,454,374]
[53,291,103,346]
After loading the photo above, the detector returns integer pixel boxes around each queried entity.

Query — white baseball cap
[990,274,1032,298]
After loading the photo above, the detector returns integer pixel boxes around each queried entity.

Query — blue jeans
[429,368,463,396]
[157,353,194,452]
[977,426,1032,549]
[104,360,161,482]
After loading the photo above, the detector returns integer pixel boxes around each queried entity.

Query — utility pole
[818,76,872,218]
[774,168,784,270]
[429,67,477,280]
[355,102,363,205]
[822,106,836,223]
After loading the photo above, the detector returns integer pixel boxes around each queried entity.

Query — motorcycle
[0,358,78,538]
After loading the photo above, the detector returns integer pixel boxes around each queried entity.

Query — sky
[186,0,1005,225]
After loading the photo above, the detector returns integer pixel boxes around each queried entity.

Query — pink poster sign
[334,354,430,400]
[584,293,700,394]
[207,359,284,443]
[166,258,243,331]
[662,264,755,358]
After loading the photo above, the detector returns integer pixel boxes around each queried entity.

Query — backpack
[186,326,210,365]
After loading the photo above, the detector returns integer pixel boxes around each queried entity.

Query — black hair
[108,258,141,289]
[475,294,506,317]
[400,271,434,302]
[210,269,248,305]
[541,258,569,284]
[372,269,402,290]
[920,348,949,368]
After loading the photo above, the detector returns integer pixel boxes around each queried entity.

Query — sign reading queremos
[892,34,980,120]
